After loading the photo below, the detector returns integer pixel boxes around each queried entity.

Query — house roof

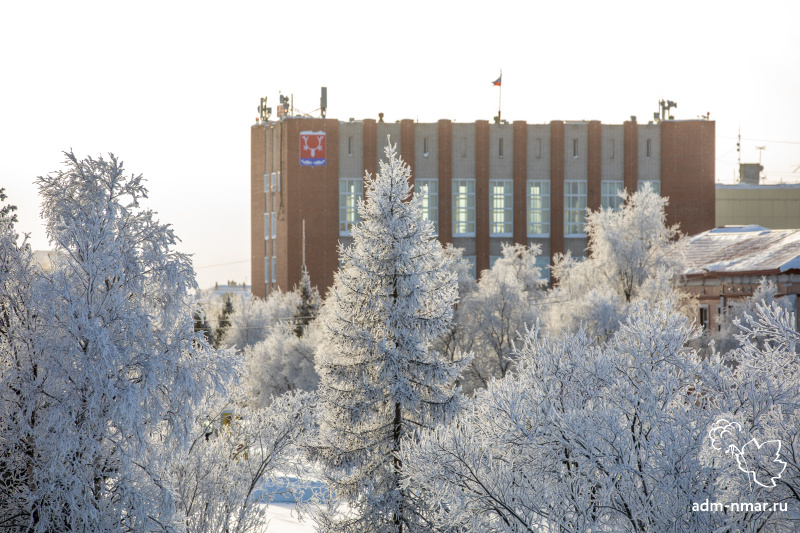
[684,226,800,277]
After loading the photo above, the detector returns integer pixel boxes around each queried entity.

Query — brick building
[251,116,715,299]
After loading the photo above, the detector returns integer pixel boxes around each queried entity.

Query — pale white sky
[2,0,799,289]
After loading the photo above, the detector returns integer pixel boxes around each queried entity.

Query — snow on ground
[261,502,316,532]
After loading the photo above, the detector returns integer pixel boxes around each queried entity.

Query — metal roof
[684,226,800,277]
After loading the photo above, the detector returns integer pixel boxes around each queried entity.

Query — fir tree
[293,265,320,338]
[309,140,469,532]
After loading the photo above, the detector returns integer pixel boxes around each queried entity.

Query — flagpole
[498,69,502,123]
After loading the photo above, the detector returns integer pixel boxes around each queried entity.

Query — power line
[718,136,800,145]
[196,259,250,270]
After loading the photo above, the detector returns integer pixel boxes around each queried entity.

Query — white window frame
[489,179,513,237]
[271,255,276,283]
[601,180,624,211]
[418,178,439,234]
[264,257,269,283]
[264,173,270,193]
[452,179,476,237]
[527,180,550,237]
[265,213,269,240]
[271,212,277,240]
[564,180,587,237]
[339,178,362,236]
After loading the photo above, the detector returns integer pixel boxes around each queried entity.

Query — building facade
[251,117,715,298]
[716,183,800,230]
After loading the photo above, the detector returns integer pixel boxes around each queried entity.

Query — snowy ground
[261,502,316,532]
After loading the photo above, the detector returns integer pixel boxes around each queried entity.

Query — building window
[461,137,467,158]
[646,139,652,158]
[264,173,269,193]
[277,171,281,192]
[601,180,624,210]
[270,172,276,192]
[271,255,276,283]
[564,180,587,236]
[423,137,429,157]
[339,178,363,235]
[536,256,551,284]
[465,255,477,279]
[610,138,615,159]
[265,213,269,240]
[348,136,353,156]
[271,212,277,240]
[573,138,579,158]
[536,138,542,159]
[638,180,661,195]
[499,137,504,158]
[527,180,550,236]
[489,180,513,236]
[265,257,269,283]
[418,179,439,234]
[489,255,500,269]
[452,179,476,236]
[699,305,709,333]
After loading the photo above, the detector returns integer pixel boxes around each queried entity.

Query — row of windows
[339,178,660,237]
[264,172,281,193]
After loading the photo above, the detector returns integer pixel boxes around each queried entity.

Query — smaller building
[681,225,800,333]
[716,183,800,230]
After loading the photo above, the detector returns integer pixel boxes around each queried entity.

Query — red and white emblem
[299,131,326,166]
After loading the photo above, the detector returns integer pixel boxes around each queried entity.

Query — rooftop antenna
[493,70,502,123]
[756,145,766,165]
[320,87,327,118]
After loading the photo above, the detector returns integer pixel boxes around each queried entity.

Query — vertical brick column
[438,119,453,245]
[624,120,638,195]
[250,124,267,299]
[400,119,415,188]
[550,120,565,265]
[475,120,490,275]
[513,121,528,245]
[661,120,716,236]
[587,120,602,212]
[363,118,377,186]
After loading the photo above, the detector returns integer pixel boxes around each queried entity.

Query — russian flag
[492,75,502,87]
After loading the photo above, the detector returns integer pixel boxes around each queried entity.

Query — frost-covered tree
[703,302,800,531]
[293,265,321,338]
[548,186,690,340]
[403,301,725,532]
[0,153,235,532]
[173,390,315,533]
[220,290,301,350]
[309,141,469,532]
[461,243,544,392]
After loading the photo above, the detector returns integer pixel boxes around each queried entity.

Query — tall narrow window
[423,137,429,157]
[265,213,269,240]
[271,212,277,240]
[418,179,439,234]
[489,180,513,236]
[271,255,276,283]
[610,138,615,159]
[265,257,269,283]
[573,138,579,158]
[527,180,550,236]
[646,138,652,158]
[452,179,475,236]
[264,173,270,193]
[601,180,624,210]
[339,178,363,235]
[461,137,467,157]
[536,138,542,159]
[277,171,281,192]
[348,136,353,156]
[564,180,587,236]
[499,137,504,158]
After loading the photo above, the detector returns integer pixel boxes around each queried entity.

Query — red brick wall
[251,124,267,299]
[660,120,716,237]
[475,120,490,274]
[513,121,528,245]
[550,121,565,263]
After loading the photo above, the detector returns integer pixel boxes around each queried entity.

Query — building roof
[684,226,800,277]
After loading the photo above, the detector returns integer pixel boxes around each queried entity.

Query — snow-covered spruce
[0,154,236,532]
[307,140,469,533]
